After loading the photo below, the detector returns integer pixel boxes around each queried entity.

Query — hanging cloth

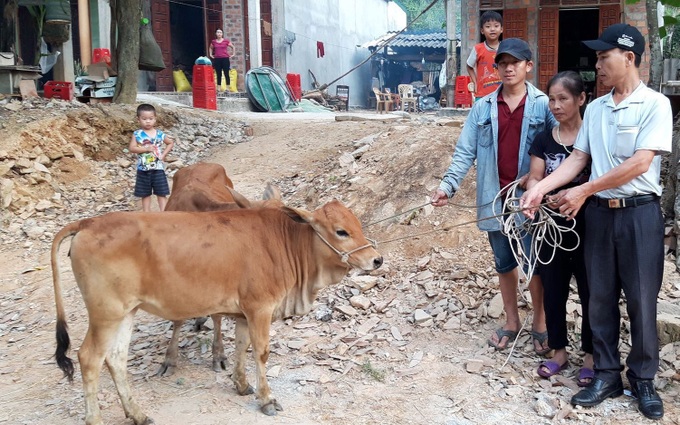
[316,41,325,58]
[262,20,272,37]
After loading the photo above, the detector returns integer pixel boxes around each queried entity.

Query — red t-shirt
[473,43,501,97]
[497,92,527,191]
[211,39,231,58]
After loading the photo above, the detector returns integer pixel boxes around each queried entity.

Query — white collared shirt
[574,81,672,198]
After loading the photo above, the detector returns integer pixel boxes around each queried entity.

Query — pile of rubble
[0,97,251,246]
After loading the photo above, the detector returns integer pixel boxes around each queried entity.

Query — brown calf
[52,201,382,424]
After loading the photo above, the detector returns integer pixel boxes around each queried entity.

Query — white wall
[277,0,406,107]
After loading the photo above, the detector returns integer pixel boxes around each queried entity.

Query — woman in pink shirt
[209,29,236,91]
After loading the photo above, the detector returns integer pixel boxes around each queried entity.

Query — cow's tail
[52,221,80,382]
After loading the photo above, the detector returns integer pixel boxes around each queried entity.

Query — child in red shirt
[466,11,503,100]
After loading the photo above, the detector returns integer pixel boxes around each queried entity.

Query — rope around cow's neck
[314,230,377,265]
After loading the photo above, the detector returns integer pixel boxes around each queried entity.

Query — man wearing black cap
[521,23,672,420]
[432,38,556,356]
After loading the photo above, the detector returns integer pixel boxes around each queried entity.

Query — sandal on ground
[531,330,551,356]
[488,328,519,351]
[577,367,595,387]
[537,360,568,378]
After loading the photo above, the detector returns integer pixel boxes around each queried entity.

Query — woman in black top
[526,71,593,386]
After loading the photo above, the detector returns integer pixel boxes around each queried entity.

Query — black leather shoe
[631,380,664,420]
[570,377,623,407]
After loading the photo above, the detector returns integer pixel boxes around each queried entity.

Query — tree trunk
[0,0,17,54]
[647,0,663,91]
[113,0,139,103]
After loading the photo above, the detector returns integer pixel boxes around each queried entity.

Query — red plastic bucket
[286,73,302,101]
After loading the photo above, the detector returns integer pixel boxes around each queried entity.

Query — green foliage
[395,0,446,30]
[662,6,680,58]
[361,359,386,382]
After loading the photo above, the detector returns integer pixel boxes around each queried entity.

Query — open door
[260,0,273,67]
[538,8,559,92]
[204,0,222,53]
[596,4,621,97]
[151,0,173,91]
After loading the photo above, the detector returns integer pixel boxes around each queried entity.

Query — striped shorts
[134,169,170,197]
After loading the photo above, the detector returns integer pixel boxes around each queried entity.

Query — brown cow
[52,201,382,425]
[160,162,281,376]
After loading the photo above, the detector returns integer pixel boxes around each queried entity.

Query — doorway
[558,9,599,101]
[170,0,205,72]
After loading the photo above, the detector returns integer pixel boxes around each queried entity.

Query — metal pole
[445,0,456,108]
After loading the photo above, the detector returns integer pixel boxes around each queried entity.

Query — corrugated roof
[361,31,447,50]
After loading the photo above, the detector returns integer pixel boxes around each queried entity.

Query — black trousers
[584,199,663,384]
[538,210,592,354]
[213,57,231,86]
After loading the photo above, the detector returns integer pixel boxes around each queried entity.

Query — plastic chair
[372,87,393,114]
[398,84,417,112]
[336,85,349,111]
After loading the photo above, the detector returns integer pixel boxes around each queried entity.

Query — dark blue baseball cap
[582,23,645,56]
[494,38,532,63]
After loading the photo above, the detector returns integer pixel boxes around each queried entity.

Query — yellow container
[172,70,191,92]
[229,69,237,92]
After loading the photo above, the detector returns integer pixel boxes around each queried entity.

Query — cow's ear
[281,206,313,224]
[226,186,252,208]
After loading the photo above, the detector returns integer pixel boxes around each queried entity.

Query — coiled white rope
[492,180,581,282]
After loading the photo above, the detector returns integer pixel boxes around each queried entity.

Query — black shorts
[134,169,170,197]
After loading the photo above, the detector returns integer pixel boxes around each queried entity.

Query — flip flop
[577,367,595,387]
[488,328,519,351]
[537,360,568,378]
[531,330,551,356]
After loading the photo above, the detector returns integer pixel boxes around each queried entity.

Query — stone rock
[118,158,132,168]
[0,161,14,177]
[33,162,50,174]
[442,315,461,330]
[657,312,680,345]
[413,309,432,324]
[487,292,504,319]
[22,220,46,239]
[335,304,358,316]
[0,178,13,208]
[339,152,355,168]
[34,200,52,211]
[465,359,484,373]
[15,158,31,169]
[349,295,371,310]
[352,276,378,292]
[72,148,84,161]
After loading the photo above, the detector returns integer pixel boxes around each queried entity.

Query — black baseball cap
[494,38,532,63]
[582,23,645,56]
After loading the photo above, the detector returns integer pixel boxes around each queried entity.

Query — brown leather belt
[592,194,658,209]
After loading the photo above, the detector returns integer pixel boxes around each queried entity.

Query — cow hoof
[236,384,255,396]
[212,358,228,372]
[261,400,283,416]
[155,363,176,377]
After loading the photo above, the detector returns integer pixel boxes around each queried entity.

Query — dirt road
[0,106,678,425]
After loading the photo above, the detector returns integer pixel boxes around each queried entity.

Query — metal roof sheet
[361,31,447,50]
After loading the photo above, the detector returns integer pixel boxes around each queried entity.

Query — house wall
[223,0,246,91]
[461,1,650,91]
[273,0,406,107]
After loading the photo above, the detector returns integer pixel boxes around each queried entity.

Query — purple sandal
[537,360,568,378]
[577,367,595,387]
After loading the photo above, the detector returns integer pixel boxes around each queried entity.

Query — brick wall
[625,1,650,82]
[223,0,245,91]
[463,2,651,88]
